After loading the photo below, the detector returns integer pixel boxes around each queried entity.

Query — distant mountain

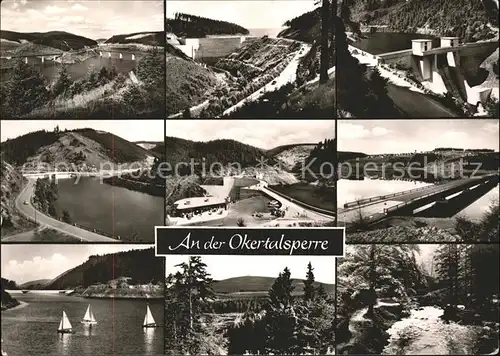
[43,248,163,290]
[166,13,249,37]
[0,30,97,53]
[104,31,165,46]
[338,151,368,162]
[0,128,157,167]
[213,276,335,295]
[19,279,51,290]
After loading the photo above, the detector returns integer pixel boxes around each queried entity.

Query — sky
[1,244,154,285]
[165,255,335,284]
[0,0,163,40]
[338,120,499,154]
[167,120,335,149]
[0,120,164,143]
[166,0,317,29]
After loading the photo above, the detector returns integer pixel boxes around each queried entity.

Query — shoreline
[1,300,28,312]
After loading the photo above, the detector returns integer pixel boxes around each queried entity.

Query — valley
[0,27,164,118]
[1,122,164,242]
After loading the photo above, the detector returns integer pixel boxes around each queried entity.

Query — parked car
[23,201,28,205]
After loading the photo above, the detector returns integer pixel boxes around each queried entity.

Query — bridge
[338,174,499,226]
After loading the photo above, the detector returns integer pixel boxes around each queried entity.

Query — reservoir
[338,178,498,220]
[1,55,141,82]
[54,177,163,242]
[351,32,437,55]
[1,293,163,356]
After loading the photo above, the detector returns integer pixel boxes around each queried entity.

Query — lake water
[338,179,498,220]
[351,32,438,55]
[1,55,139,82]
[54,177,163,242]
[1,293,163,356]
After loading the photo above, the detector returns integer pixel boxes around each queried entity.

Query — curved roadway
[11,179,119,242]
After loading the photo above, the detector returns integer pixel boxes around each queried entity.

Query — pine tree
[52,64,73,98]
[303,262,316,301]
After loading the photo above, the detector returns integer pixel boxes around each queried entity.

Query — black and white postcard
[166,0,334,118]
[1,120,165,242]
[337,119,499,243]
[336,244,499,355]
[1,244,164,356]
[165,120,336,228]
[165,255,335,355]
[0,0,165,118]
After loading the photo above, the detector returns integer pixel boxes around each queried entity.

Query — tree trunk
[320,0,330,84]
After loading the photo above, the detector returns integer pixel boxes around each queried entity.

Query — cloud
[372,127,391,136]
[20,0,27,5]
[44,5,66,14]
[71,3,88,11]
[4,253,72,284]
[482,122,499,134]
[442,130,468,142]
[338,124,391,139]
[60,15,86,24]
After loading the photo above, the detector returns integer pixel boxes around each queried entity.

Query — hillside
[0,128,154,167]
[166,13,249,37]
[0,30,97,54]
[43,248,163,290]
[165,136,280,175]
[19,279,51,290]
[1,285,20,311]
[104,31,165,46]
[346,0,499,42]
[337,151,369,162]
[213,276,335,295]
[0,158,36,236]
[278,7,323,43]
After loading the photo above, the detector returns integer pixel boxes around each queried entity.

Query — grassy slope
[43,248,163,290]
[0,30,97,54]
[213,276,335,295]
[166,54,220,115]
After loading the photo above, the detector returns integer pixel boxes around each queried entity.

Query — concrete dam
[167,33,259,62]
[374,36,498,106]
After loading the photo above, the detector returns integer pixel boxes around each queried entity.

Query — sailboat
[81,304,97,326]
[57,311,73,334]
[143,304,157,328]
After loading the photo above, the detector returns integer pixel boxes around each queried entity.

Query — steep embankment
[1,286,20,311]
[104,31,165,46]
[267,143,317,170]
[346,0,498,42]
[0,159,35,236]
[0,128,154,168]
[43,248,164,297]
[0,30,97,55]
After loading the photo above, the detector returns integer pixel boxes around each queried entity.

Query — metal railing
[382,176,494,214]
[265,186,335,217]
[343,185,432,208]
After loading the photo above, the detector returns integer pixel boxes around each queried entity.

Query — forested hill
[278,7,323,43]
[0,128,156,166]
[213,276,335,295]
[0,30,97,52]
[346,0,499,42]
[44,248,163,290]
[166,13,249,37]
[104,31,165,46]
[165,136,277,174]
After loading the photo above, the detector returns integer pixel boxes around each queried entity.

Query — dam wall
[173,36,259,60]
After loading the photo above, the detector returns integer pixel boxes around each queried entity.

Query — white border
[154,226,346,258]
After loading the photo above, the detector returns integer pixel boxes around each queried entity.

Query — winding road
[7,179,119,242]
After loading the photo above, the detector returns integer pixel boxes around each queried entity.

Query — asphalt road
[11,179,119,242]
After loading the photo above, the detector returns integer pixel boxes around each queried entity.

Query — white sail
[59,311,72,331]
[83,305,91,321]
[143,305,156,326]
[90,308,96,322]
